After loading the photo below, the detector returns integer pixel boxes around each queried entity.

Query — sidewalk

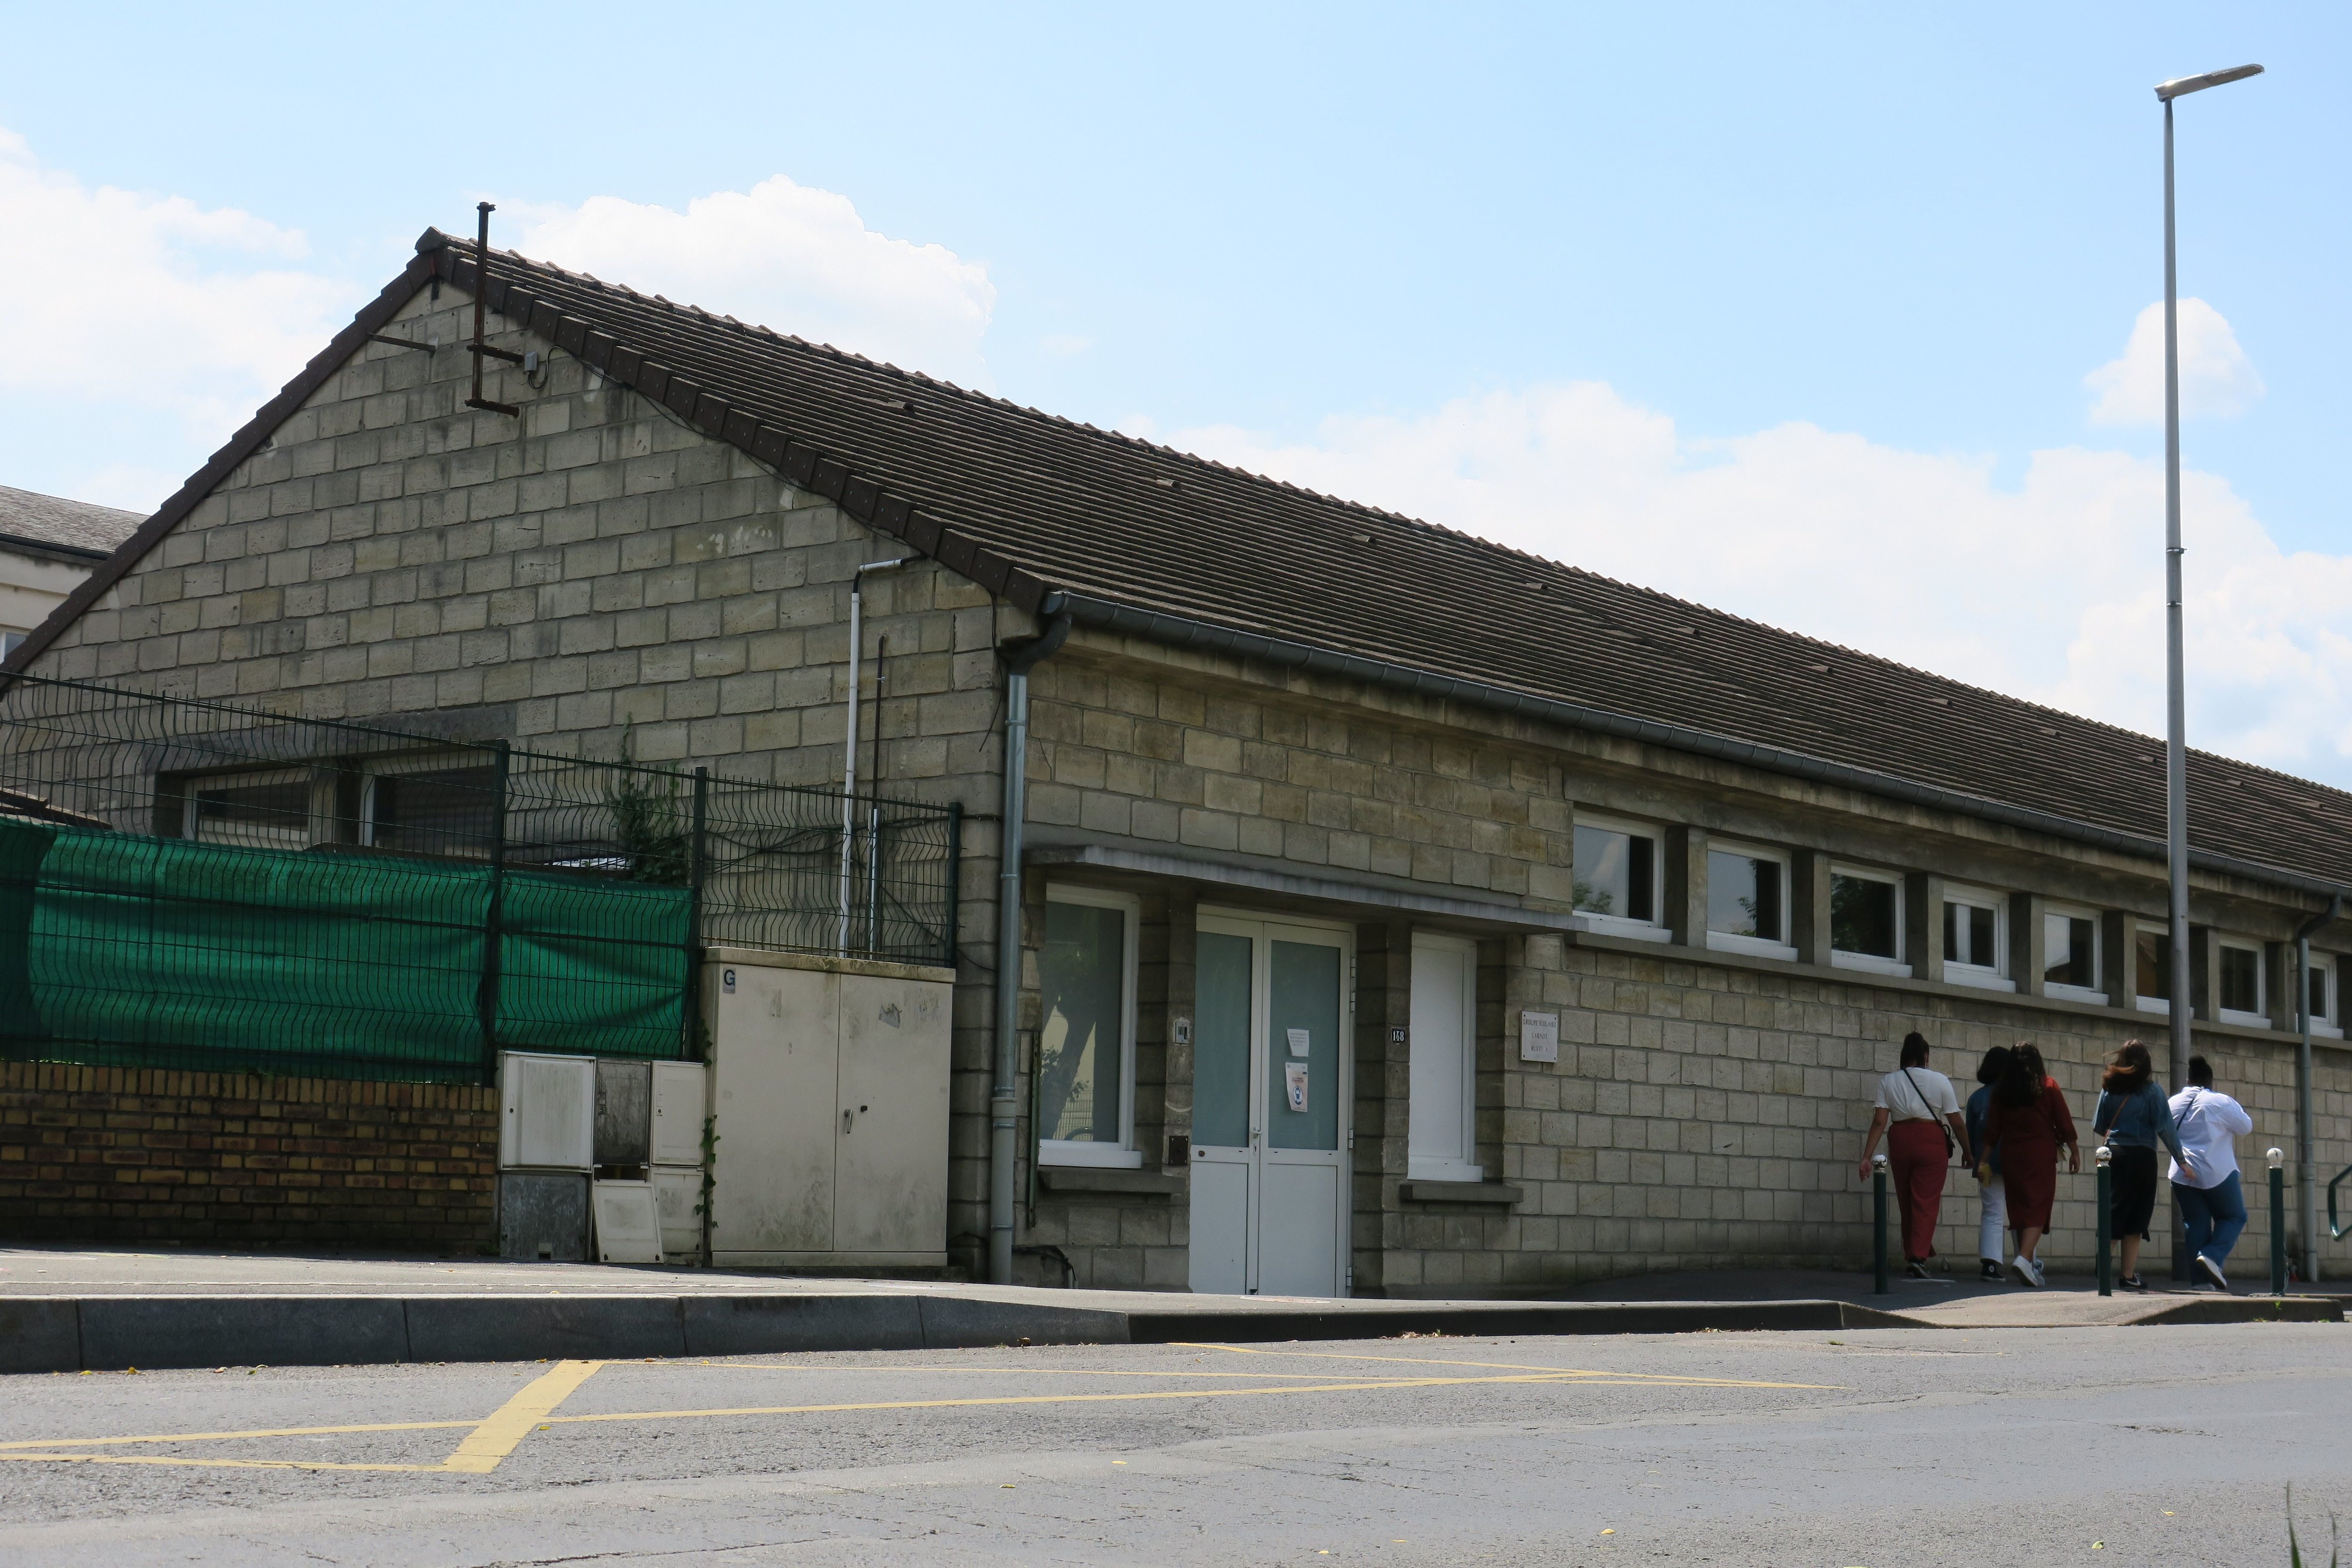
[0,1246,2339,1374]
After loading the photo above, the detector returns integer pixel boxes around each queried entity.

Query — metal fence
[0,676,960,1083]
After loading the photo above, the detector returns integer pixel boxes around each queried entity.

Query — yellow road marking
[0,1452,446,1473]
[441,1359,604,1473]
[545,1366,1836,1425]
[0,1419,477,1453]
[0,1355,1832,1474]
[1174,1341,1832,1388]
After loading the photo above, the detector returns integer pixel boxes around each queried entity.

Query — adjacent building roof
[0,484,143,560]
[13,229,2351,897]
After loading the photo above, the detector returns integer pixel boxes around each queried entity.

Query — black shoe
[2194,1255,2229,1292]
[1979,1259,2003,1281]
[1906,1260,1931,1280]
[2118,1273,2147,1290]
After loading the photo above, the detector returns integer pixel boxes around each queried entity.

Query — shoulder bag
[1900,1067,1956,1156]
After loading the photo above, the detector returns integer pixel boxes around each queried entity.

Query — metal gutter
[1049,591,2352,909]
[989,608,1071,1286]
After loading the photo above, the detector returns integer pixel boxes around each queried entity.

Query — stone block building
[9,226,2350,1293]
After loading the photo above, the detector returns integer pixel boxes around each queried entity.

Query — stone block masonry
[0,1061,497,1249]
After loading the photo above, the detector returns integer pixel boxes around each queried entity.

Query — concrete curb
[1,1290,2335,1373]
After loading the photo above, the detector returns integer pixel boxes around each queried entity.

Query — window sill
[1832,951,1913,979]
[1398,1179,1523,1206]
[2219,1009,2271,1030]
[2046,982,2108,1006]
[1575,915,1670,942]
[1406,1160,1486,1184]
[1707,931,1797,962]
[2136,998,2171,1015]
[1947,966,2016,994]
[1038,1142,1144,1170]
[1037,1167,1184,1197]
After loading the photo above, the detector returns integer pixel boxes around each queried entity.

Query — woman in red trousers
[1978,1043,2079,1288]
[1856,1032,1971,1278]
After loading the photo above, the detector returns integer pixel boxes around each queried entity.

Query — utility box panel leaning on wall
[705,949,954,1268]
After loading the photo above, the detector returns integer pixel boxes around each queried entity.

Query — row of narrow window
[1572,818,2332,1027]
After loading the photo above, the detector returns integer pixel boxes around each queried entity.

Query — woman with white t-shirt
[1856,1032,1971,1279]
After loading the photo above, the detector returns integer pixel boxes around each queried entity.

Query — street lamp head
[2156,64,2264,102]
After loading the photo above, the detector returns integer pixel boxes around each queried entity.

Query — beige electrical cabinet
[705,948,954,1268]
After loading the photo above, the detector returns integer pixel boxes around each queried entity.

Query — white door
[833,972,951,1255]
[1407,934,1482,1181]
[1188,911,1352,1297]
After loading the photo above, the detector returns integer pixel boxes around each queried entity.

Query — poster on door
[1283,1062,1310,1113]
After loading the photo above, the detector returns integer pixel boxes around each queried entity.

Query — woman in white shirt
[1857,1032,1971,1279]
[2169,1054,2256,1291]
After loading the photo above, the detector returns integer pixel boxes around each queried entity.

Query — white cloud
[0,129,361,469]
[2085,297,2264,425]
[511,176,998,391]
[1159,383,2352,788]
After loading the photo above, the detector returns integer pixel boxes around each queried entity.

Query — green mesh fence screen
[0,819,689,1083]
[0,676,962,1084]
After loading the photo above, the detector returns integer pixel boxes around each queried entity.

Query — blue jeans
[2175,1172,2248,1266]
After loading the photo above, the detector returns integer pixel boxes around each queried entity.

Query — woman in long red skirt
[1979,1043,2079,1287]
[1856,1032,1970,1277]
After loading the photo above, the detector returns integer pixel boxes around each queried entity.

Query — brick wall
[0,1062,497,1249]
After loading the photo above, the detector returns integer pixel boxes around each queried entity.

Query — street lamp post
[2154,62,2261,1280]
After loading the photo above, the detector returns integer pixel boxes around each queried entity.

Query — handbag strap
[1900,1067,1955,1151]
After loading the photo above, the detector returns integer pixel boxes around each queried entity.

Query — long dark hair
[2103,1040,2153,1095]
[1996,1043,2047,1108]
[1899,1031,1931,1068]
[1977,1045,2013,1087]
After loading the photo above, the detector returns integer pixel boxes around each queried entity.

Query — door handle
[842,1108,853,1135]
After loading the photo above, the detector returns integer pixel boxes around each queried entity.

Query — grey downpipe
[990,603,1073,1285]
[1050,591,2352,908]
[2296,894,2342,1284]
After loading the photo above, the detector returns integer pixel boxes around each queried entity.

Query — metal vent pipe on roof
[837,559,906,955]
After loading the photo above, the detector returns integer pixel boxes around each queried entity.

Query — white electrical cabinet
[500,1051,595,1171]
[651,1165,705,1259]
[590,1179,663,1265]
[649,1061,708,1167]
[706,948,954,1267]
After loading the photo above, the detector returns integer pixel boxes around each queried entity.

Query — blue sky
[2,4,2347,780]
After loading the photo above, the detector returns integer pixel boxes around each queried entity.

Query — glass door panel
[1192,930,1254,1149]
[1266,939,1340,1151]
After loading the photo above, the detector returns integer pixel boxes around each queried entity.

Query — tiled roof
[16,230,2352,896]
[0,485,143,557]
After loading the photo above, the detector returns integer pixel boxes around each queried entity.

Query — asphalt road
[1,1324,2345,1566]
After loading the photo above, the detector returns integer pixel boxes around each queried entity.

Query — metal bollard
[2095,1145,2114,1297]
[2270,1147,2288,1297]
[1872,1152,1890,1295]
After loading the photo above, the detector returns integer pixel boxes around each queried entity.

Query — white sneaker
[2030,1258,2047,1288]
[2009,1255,2035,1287]
[2195,1254,2229,1291]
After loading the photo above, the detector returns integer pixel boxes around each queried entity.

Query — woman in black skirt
[2091,1040,2193,1289]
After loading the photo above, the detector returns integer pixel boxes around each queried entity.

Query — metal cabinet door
[832,972,951,1254]
[709,963,839,1257]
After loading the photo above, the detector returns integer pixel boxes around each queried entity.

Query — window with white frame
[1942,885,2011,990]
[183,769,313,852]
[2217,938,2267,1026]
[1707,842,1794,959]
[1573,815,1665,939]
[1035,885,1142,1168]
[1407,933,1482,1182]
[1829,866,1908,976]
[2306,953,2342,1039]
[2042,905,2103,1002]
[362,758,498,860]
[2135,923,2173,1013]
